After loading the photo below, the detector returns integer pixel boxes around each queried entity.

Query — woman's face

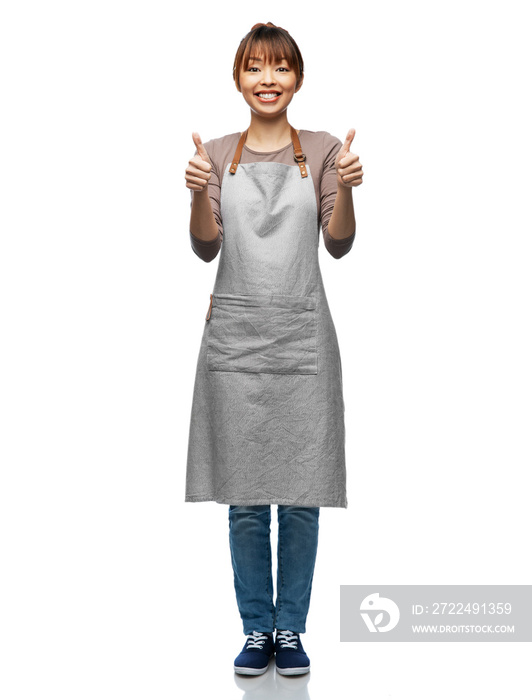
[238,53,303,118]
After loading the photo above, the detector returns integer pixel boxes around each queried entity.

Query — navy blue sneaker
[234,631,274,675]
[274,629,310,675]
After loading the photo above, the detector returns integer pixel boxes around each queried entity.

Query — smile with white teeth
[256,92,281,100]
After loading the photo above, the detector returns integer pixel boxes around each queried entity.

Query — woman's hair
[233,22,304,92]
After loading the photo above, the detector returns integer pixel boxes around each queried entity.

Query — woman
[184,22,363,676]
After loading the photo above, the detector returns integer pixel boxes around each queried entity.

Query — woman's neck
[245,113,295,152]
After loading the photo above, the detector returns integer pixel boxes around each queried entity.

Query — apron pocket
[207,293,318,375]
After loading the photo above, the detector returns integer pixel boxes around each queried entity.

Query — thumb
[192,132,211,163]
[338,128,356,165]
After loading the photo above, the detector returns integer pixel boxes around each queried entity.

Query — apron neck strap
[229,126,308,178]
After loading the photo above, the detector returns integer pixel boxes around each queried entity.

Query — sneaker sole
[234,663,271,676]
[276,664,310,676]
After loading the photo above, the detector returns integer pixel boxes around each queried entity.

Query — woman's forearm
[328,184,356,240]
[190,188,219,242]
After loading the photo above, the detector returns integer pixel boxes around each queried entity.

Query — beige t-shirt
[189,129,356,262]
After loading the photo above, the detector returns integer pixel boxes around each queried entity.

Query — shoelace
[246,631,270,649]
[276,630,298,649]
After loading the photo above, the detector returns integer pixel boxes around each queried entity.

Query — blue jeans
[228,505,320,635]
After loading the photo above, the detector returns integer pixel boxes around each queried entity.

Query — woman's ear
[295,74,304,93]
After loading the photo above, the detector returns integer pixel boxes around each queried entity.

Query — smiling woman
[232,22,304,92]
[184,20,363,678]
[232,24,305,143]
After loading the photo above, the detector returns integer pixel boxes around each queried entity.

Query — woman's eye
[248,66,289,72]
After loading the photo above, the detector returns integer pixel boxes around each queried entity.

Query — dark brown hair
[233,22,304,92]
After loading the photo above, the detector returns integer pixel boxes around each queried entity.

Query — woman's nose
[261,68,276,84]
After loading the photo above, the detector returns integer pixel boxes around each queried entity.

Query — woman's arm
[187,136,223,262]
[190,188,219,241]
[189,189,222,263]
[320,133,356,259]
[328,128,363,243]
[327,185,356,241]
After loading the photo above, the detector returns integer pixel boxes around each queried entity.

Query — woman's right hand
[185,132,212,192]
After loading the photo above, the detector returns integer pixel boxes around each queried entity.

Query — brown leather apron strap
[290,126,308,178]
[229,126,308,178]
[228,130,248,174]
[205,293,213,321]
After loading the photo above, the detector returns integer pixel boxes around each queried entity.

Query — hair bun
[250,22,279,31]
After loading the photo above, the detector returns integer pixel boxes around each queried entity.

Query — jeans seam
[266,508,274,628]
[275,509,284,629]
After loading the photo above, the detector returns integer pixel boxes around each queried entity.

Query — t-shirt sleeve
[189,140,223,262]
[320,132,356,259]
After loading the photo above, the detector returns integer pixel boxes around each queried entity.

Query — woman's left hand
[335,128,364,189]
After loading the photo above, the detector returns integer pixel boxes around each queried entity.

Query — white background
[1,1,531,698]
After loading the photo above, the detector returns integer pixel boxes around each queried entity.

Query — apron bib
[186,126,347,508]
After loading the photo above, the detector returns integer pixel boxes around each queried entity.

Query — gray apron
[185,126,347,508]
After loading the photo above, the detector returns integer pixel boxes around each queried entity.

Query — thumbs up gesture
[335,128,364,189]
[185,132,213,192]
